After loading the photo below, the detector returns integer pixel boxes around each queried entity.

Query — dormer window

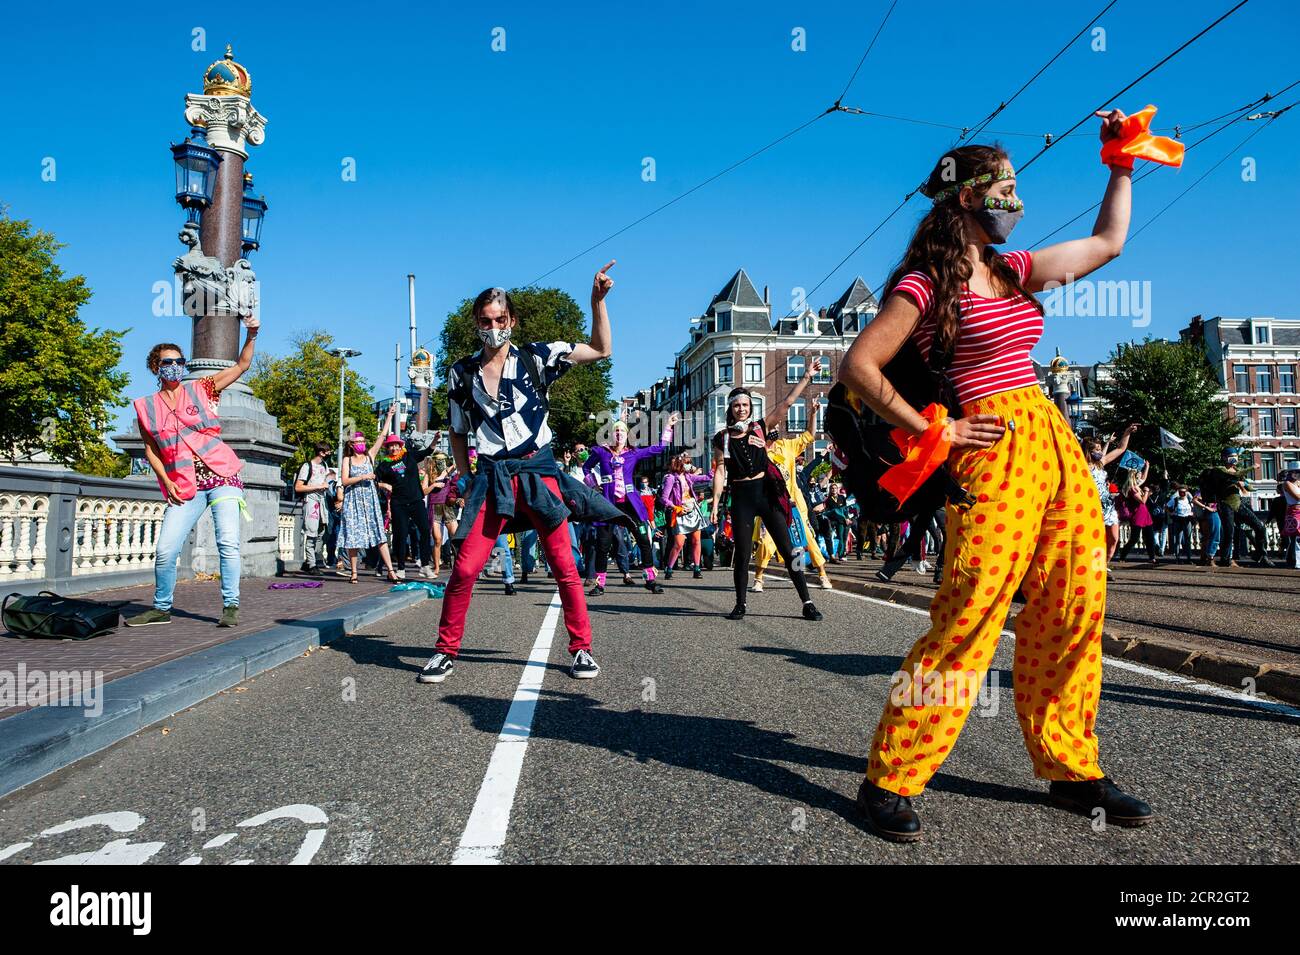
[1254,323,1271,345]
[716,307,732,333]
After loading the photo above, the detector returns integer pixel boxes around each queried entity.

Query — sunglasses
[159,358,187,368]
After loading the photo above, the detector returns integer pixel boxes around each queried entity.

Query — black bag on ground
[1,591,127,640]
[825,339,975,524]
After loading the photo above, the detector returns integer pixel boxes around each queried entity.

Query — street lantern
[241,172,268,253]
[170,127,221,223]
[1067,390,1084,428]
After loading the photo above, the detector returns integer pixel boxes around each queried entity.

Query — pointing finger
[600,259,617,274]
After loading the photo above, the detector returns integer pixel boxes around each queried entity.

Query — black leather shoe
[1048,777,1155,827]
[645,579,665,594]
[504,582,517,596]
[726,603,746,620]
[856,779,922,843]
[802,601,823,621]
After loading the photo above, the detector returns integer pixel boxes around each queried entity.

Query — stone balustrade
[0,466,304,597]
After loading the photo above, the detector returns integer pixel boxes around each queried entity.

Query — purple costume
[582,428,673,525]
[659,471,712,510]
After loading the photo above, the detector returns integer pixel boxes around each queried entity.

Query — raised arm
[369,405,396,460]
[768,359,820,432]
[1101,422,1139,467]
[570,260,615,364]
[1026,110,1133,291]
[211,318,260,393]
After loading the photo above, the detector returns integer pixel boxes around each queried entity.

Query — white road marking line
[452,590,563,865]
[828,587,1300,718]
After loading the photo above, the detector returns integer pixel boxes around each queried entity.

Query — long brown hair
[886,144,1043,356]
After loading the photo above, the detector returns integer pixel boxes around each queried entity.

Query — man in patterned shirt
[418,262,624,685]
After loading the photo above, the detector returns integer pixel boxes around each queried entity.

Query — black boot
[726,603,746,620]
[1048,777,1155,827]
[856,779,922,843]
[504,582,517,596]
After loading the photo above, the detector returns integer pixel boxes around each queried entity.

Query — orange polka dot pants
[866,385,1108,797]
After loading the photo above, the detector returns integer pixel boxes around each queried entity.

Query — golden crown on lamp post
[202,44,252,98]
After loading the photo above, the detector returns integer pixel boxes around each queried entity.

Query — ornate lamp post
[241,173,268,254]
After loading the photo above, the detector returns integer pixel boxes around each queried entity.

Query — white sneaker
[819,574,833,590]
[916,560,931,574]
[395,568,407,580]
[420,565,434,579]
[374,566,385,578]
[752,578,764,593]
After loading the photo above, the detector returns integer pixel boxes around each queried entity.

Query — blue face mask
[159,363,186,383]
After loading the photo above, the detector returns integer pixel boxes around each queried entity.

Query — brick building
[644,268,878,467]
[1182,314,1300,506]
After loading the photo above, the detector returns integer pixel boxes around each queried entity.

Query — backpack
[3,591,128,640]
[824,338,975,524]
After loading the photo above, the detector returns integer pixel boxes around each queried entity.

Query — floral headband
[929,168,1016,204]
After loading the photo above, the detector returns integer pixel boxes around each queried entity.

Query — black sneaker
[588,583,605,597]
[693,567,703,579]
[645,579,665,594]
[504,582,517,596]
[1048,777,1155,827]
[726,603,746,620]
[570,649,600,679]
[802,601,823,621]
[856,779,922,843]
[664,568,674,580]
[417,652,455,684]
[876,556,906,582]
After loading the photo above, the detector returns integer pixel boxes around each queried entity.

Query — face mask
[159,363,186,383]
[477,326,512,348]
[971,197,1024,244]
[729,413,750,432]
[1089,450,1103,462]
[351,442,366,454]
[1225,458,1238,468]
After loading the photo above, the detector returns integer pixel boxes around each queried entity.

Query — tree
[1094,338,1241,484]
[433,286,614,447]
[249,330,376,479]
[0,210,130,468]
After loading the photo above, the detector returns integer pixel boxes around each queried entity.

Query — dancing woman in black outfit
[710,365,823,622]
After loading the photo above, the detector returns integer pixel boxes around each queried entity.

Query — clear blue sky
[4,1,1298,440]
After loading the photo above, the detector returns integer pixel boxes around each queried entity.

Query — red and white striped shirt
[893,249,1042,405]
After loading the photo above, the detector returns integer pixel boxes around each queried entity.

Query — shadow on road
[442,689,876,829]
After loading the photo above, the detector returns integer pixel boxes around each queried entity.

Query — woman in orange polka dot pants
[840,131,1154,842]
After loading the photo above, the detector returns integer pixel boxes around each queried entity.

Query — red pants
[435,474,592,657]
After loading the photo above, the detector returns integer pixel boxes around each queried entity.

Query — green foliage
[435,286,613,447]
[249,330,376,478]
[73,444,132,478]
[0,211,130,466]
[1094,338,1241,484]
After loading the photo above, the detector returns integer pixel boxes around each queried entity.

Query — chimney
[763,285,770,306]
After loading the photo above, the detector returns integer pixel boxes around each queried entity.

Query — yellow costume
[867,386,1108,796]
[755,430,826,576]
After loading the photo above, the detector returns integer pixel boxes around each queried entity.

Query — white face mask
[477,326,512,348]
[729,413,750,432]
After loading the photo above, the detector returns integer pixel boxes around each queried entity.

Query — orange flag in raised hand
[1101,105,1185,170]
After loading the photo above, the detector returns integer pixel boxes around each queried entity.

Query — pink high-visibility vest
[133,379,243,501]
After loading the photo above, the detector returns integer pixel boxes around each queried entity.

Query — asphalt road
[2,569,1297,864]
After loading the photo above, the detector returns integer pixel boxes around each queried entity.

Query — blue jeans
[154,485,244,611]
[1201,512,1221,560]
[495,534,515,584]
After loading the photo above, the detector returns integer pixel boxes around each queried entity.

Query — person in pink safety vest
[125,317,259,630]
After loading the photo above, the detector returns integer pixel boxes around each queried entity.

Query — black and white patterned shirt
[447,341,576,459]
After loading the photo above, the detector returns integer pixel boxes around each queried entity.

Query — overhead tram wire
[737,0,1125,365]
[1015,0,1252,174]
[1025,82,1298,249]
[834,0,901,107]
[526,0,905,293]
[957,0,1119,145]
[1128,99,1295,242]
